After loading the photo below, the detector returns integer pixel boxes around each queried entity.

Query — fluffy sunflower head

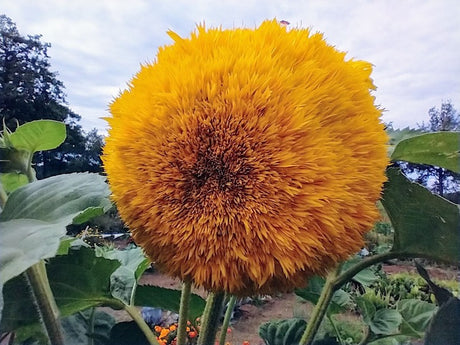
[103,20,389,296]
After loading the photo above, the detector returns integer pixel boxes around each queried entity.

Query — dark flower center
[181,119,253,202]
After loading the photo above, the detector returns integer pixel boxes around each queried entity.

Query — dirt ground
[105,261,458,345]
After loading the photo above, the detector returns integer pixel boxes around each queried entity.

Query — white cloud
[2,0,459,131]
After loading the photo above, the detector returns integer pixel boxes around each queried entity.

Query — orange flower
[159,328,170,338]
[189,331,197,338]
[169,324,177,331]
[104,20,388,296]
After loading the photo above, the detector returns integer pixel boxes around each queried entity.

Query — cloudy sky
[2,0,459,133]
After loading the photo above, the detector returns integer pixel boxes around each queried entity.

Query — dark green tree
[0,15,103,177]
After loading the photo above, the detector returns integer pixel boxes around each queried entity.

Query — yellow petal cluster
[103,20,389,296]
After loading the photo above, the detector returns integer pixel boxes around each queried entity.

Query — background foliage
[0,15,103,178]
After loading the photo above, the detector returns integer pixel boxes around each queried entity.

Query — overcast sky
[2,0,459,133]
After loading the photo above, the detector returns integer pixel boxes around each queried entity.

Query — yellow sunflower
[103,20,388,296]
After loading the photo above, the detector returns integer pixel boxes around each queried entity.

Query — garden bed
[102,262,458,345]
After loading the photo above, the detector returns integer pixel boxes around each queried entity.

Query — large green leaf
[0,173,111,287]
[382,168,460,263]
[109,321,150,345]
[1,247,122,333]
[397,299,437,338]
[47,247,121,316]
[391,132,460,173]
[295,276,351,315]
[14,323,48,345]
[341,258,379,287]
[386,127,423,156]
[1,275,40,332]
[95,246,150,304]
[369,309,402,335]
[424,297,460,345]
[0,218,70,285]
[61,309,115,345]
[134,285,206,321]
[0,173,111,223]
[355,296,376,324]
[0,284,3,331]
[56,237,89,256]
[0,172,28,193]
[259,318,307,345]
[72,206,107,225]
[10,308,115,345]
[415,262,453,305]
[8,120,66,153]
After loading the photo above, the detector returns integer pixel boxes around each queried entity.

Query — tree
[418,100,460,132]
[0,15,103,177]
[401,101,460,198]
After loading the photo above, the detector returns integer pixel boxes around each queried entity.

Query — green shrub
[363,272,458,307]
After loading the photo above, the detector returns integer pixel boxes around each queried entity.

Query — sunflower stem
[124,304,159,345]
[0,181,7,208]
[327,314,344,345]
[177,280,192,345]
[198,291,225,345]
[299,266,340,345]
[219,295,237,345]
[25,262,65,345]
[19,151,66,345]
[25,152,36,183]
[332,251,428,289]
[87,308,96,345]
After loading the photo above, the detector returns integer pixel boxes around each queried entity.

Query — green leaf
[424,297,460,345]
[0,173,28,193]
[386,127,423,156]
[1,247,121,333]
[109,321,150,345]
[397,299,437,338]
[0,147,33,176]
[0,173,111,287]
[391,132,460,173]
[8,120,66,153]
[56,237,89,256]
[342,258,379,287]
[72,206,106,224]
[0,284,3,330]
[382,168,460,263]
[96,246,150,281]
[47,247,121,316]
[0,173,111,223]
[415,262,453,305]
[0,218,69,285]
[13,323,48,345]
[1,275,39,332]
[95,246,150,304]
[134,285,206,322]
[61,309,115,345]
[355,296,376,324]
[295,276,351,315]
[369,309,402,335]
[259,319,307,345]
